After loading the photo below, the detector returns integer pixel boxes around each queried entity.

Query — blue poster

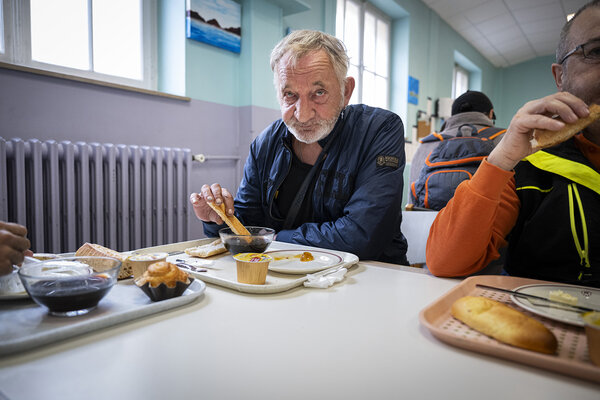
[408,76,419,105]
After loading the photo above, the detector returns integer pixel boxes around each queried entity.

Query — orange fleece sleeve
[426,159,520,277]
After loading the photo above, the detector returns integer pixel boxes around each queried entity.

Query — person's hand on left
[0,222,32,276]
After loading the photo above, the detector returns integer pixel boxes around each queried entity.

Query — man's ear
[343,77,355,106]
[551,63,564,90]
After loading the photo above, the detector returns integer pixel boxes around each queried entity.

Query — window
[452,64,469,99]
[0,0,156,89]
[336,0,390,110]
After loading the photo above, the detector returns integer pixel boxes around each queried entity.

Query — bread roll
[531,103,600,149]
[75,242,131,279]
[185,238,227,258]
[451,296,557,354]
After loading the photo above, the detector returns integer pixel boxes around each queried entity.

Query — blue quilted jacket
[204,104,408,264]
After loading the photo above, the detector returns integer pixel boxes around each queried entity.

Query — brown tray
[419,275,600,383]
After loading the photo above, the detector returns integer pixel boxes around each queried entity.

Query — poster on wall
[186,0,241,54]
[408,76,419,105]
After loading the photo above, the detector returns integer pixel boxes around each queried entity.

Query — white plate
[510,284,600,327]
[265,250,343,274]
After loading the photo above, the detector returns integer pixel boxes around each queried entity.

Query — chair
[400,209,439,268]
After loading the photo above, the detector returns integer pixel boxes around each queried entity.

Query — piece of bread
[135,261,189,288]
[185,239,227,258]
[75,242,131,279]
[207,201,250,235]
[451,296,557,354]
[531,103,600,149]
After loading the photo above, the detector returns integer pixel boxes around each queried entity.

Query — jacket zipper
[568,183,591,279]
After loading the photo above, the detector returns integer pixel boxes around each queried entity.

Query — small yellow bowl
[125,252,168,279]
[583,311,600,366]
[232,253,272,285]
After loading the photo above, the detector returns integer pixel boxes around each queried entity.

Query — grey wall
[0,67,280,240]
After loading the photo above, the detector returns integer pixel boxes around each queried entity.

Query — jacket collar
[440,111,494,132]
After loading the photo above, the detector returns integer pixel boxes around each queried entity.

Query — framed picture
[186,0,241,54]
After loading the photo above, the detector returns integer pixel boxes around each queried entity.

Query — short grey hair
[270,30,350,88]
[556,0,600,64]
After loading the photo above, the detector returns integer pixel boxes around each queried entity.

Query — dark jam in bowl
[28,276,113,312]
[223,237,270,255]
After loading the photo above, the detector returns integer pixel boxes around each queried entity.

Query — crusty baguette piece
[75,242,131,279]
[451,296,557,354]
[207,201,250,235]
[185,238,227,258]
[531,103,600,149]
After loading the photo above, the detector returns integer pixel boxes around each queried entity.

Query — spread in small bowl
[232,253,273,285]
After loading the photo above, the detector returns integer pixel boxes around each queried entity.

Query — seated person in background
[0,221,33,275]
[190,30,408,264]
[409,91,505,210]
[426,0,600,287]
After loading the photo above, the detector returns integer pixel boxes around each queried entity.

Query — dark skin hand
[0,222,33,275]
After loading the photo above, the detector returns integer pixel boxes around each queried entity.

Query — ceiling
[421,0,590,67]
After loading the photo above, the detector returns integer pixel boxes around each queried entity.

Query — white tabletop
[0,261,598,399]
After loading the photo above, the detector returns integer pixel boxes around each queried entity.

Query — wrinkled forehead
[274,50,333,84]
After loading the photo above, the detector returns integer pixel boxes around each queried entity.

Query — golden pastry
[135,261,189,288]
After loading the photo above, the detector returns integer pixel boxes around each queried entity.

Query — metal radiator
[0,138,192,253]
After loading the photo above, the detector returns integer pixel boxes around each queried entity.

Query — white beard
[285,96,346,144]
[286,115,339,144]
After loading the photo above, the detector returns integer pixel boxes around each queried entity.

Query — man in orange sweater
[427,0,600,287]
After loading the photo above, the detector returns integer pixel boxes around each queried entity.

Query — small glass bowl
[18,256,121,317]
[219,226,275,255]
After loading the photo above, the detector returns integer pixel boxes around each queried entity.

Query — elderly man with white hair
[190,30,408,264]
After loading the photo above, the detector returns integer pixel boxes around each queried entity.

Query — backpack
[410,124,506,210]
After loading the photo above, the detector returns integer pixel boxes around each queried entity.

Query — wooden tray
[419,275,600,383]
[136,239,359,294]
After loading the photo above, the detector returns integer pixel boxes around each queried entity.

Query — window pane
[375,75,388,109]
[363,11,375,72]
[344,0,360,66]
[376,19,389,77]
[0,0,4,54]
[93,0,142,80]
[30,0,90,70]
[348,64,359,105]
[453,66,469,99]
[335,0,344,39]
[362,70,375,107]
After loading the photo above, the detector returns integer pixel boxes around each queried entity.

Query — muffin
[233,253,272,285]
[135,261,193,301]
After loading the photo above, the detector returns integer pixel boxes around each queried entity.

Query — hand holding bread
[488,93,595,171]
[531,103,600,150]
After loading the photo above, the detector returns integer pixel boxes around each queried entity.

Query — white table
[0,261,598,399]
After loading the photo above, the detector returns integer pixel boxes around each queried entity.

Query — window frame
[452,63,470,99]
[336,0,391,109]
[0,0,157,90]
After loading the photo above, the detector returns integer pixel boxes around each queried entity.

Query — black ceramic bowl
[219,226,275,255]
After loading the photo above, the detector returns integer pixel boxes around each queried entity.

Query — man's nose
[294,97,315,123]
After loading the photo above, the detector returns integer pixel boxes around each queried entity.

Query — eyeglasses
[559,39,600,64]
